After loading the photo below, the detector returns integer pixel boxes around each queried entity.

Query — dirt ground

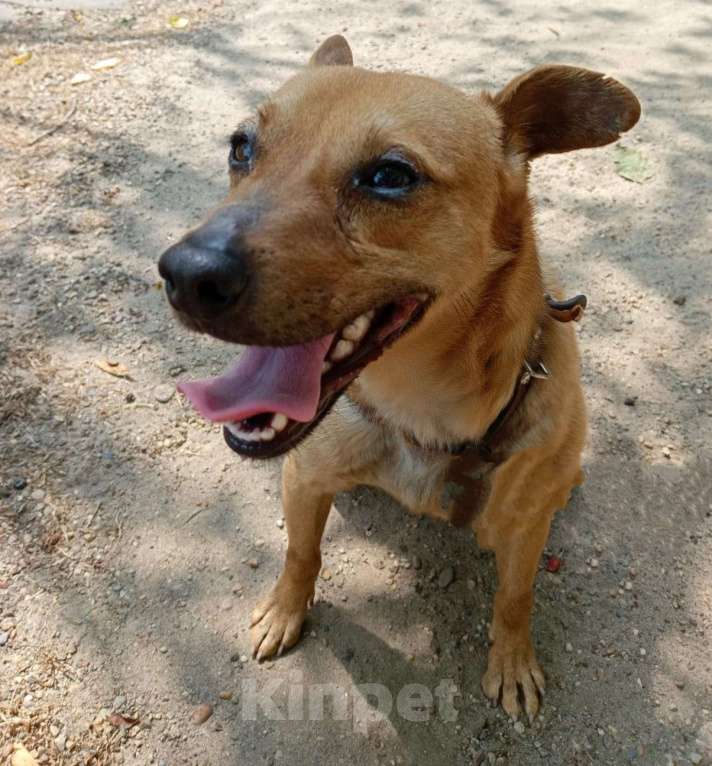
[1,0,711,764]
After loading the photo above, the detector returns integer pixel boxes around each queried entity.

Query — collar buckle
[521,360,550,385]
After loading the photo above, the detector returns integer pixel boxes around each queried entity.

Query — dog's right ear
[494,65,640,159]
[309,35,353,67]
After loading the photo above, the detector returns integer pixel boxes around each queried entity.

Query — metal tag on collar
[520,360,550,385]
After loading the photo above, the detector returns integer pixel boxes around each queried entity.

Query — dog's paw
[250,579,313,661]
[481,636,545,722]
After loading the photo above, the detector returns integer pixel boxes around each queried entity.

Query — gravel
[1,2,711,765]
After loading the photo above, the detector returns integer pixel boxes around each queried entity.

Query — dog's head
[158,35,640,458]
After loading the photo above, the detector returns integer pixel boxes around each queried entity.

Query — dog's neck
[355,248,545,447]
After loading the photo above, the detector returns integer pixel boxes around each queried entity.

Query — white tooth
[271,413,288,432]
[241,430,260,442]
[415,292,428,302]
[225,422,241,436]
[260,427,276,442]
[342,313,371,342]
[331,339,354,361]
[365,309,375,320]
[322,360,332,374]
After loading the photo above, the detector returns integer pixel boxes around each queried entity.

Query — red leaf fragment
[108,713,140,728]
[545,555,563,573]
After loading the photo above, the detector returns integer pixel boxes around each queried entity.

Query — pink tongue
[177,333,335,424]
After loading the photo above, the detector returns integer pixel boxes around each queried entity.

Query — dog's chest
[372,437,453,521]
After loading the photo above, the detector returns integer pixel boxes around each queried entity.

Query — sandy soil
[1,1,712,764]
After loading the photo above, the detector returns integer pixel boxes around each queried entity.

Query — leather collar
[405,293,587,458]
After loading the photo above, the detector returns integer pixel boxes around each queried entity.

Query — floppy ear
[309,34,353,67]
[494,65,640,159]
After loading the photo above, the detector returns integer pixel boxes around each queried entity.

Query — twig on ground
[26,101,77,147]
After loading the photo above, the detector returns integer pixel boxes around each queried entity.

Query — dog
[158,35,640,721]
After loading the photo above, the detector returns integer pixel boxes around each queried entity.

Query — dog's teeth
[415,292,429,302]
[331,339,354,361]
[342,313,371,342]
[225,422,241,437]
[260,427,276,442]
[322,360,332,374]
[271,413,288,432]
[242,430,260,442]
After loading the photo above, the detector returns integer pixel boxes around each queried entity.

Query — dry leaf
[11,52,32,66]
[11,745,39,766]
[95,359,131,379]
[108,712,140,728]
[91,57,120,71]
[70,72,92,85]
[168,14,190,29]
[614,145,652,184]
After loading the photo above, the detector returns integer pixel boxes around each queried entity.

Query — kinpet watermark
[239,672,458,733]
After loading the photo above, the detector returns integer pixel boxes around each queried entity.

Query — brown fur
[171,35,640,721]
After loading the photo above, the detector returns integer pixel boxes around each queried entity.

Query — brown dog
[158,35,640,721]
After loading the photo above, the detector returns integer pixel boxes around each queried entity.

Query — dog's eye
[357,158,419,198]
[230,133,254,169]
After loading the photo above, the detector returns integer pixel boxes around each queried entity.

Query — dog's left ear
[494,65,640,159]
[309,35,353,67]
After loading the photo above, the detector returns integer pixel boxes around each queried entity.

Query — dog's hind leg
[250,401,384,660]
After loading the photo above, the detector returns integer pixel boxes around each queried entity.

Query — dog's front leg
[250,401,383,660]
[475,451,578,721]
[250,454,335,660]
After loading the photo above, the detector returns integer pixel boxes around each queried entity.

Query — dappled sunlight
[2,0,711,763]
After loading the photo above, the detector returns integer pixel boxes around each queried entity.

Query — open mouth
[177,295,429,459]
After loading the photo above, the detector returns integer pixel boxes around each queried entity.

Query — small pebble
[10,745,38,766]
[154,385,175,403]
[513,720,525,734]
[276,519,284,529]
[248,559,259,569]
[689,753,702,765]
[412,555,422,570]
[590,558,599,568]
[624,396,637,406]
[125,392,136,403]
[438,566,455,589]
[13,478,27,491]
[191,703,213,725]
[565,642,573,653]
[0,632,8,646]
[30,489,44,501]
[673,295,687,306]
[219,691,233,700]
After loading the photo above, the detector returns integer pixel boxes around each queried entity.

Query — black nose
[158,215,250,319]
